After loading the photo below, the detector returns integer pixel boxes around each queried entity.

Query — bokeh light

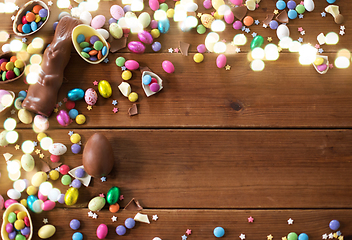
[334,56,350,69]
[22,140,35,154]
[251,60,265,71]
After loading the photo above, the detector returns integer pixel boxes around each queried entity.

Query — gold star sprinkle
[282,237,287,240]
[54,108,59,113]
[14,145,20,150]
[277,46,282,52]
[338,236,344,240]
[87,105,92,110]
[333,233,338,238]
[225,65,231,70]
[39,153,44,159]
[197,12,202,18]
[267,37,272,42]
[267,234,273,240]
[274,9,279,15]
[35,149,41,154]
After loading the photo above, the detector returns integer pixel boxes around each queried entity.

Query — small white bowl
[142,71,163,97]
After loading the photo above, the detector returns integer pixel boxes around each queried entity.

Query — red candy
[65,101,75,110]
[50,154,60,163]
[22,16,28,24]
[149,77,158,85]
[24,217,30,227]
[59,164,70,175]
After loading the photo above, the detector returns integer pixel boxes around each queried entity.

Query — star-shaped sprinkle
[168,48,173,53]
[231,41,236,46]
[111,216,117,222]
[236,48,241,53]
[93,81,98,86]
[11,109,16,115]
[15,145,20,150]
[99,193,105,197]
[256,3,259,8]
[329,233,334,239]
[248,216,254,222]
[43,218,48,224]
[186,229,192,235]
[33,141,37,147]
[55,103,59,108]
[300,30,305,35]
[298,27,303,32]
[55,167,60,171]
[225,65,231,70]
[113,107,119,113]
[87,105,92,110]
[210,11,215,16]
[103,58,109,63]
[315,44,320,49]
[263,24,268,28]
[267,37,272,42]
[287,218,294,224]
[53,108,59,113]
[338,236,343,240]
[39,153,44,159]
[197,12,202,18]
[245,28,251,33]
[277,46,282,52]
[119,195,124,200]
[322,234,328,239]
[58,101,62,107]
[336,231,342,237]
[48,0,53,6]
[101,176,107,182]
[121,66,127,71]
[68,131,74,136]
[329,63,333,69]
[298,37,303,43]
[92,213,98,219]
[282,237,287,240]
[333,233,338,238]
[252,32,257,37]
[35,149,41,154]
[15,5,19,10]
[182,235,187,240]
[241,26,246,31]
[124,33,129,38]
[318,48,324,54]
[112,100,118,105]
[239,233,246,240]
[321,12,326,17]
[221,39,226,43]
[22,38,27,43]
[254,19,260,25]
[152,215,158,221]
[339,30,345,36]
[63,97,67,102]
[268,234,273,240]
[299,14,304,19]
[274,9,279,15]
[174,48,179,53]
[88,211,93,217]
[11,15,15,21]
[340,26,345,30]
[300,1,304,4]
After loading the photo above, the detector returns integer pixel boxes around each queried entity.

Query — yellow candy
[166,9,174,18]
[14,219,25,230]
[49,170,59,181]
[193,53,204,63]
[6,62,14,71]
[175,1,180,6]
[17,211,27,220]
[213,12,223,20]
[27,186,37,195]
[314,57,324,65]
[31,171,47,187]
[20,199,27,207]
[64,187,79,206]
[151,29,160,38]
[122,70,132,80]
[128,92,138,102]
[37,132,47,142]
[35,14,41,23]
[98,80,112,98]
[76,114,86,125]
[14,59,24,69]
[70,133,81,144]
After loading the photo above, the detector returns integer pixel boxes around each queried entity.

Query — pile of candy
[0,56,24,81]
[75,33,108,62]
[5,210,31,240]
[16,5,48,34]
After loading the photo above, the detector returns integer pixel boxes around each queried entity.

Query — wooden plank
[1,129,352,208]
[0,208,351,240]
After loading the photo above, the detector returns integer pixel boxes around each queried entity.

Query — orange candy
[1,62,7,71]
[89,50,98,56]
[97,51,102,60]
[26,12,36,22]
[10,56,17,62]
[109,203,120,213]
[85,37,90,43]
[243,16,254,27]
[107,42,110,49]
[32,5,43,14]
[17,24,23,33]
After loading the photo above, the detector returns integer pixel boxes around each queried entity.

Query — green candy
[93,41,103,51]
[159,3,168,11]
[8,212,16,223]
[79,42,90,48]
[61,175,72,185]
[106,186,120,205]
[14,67,21,77]
[81,52,90,59]
[2,71,6,81]
[15,234,26,240]
[287,232,298,240]
[197,25,206,34]
[295,4,305,14]
[115,57,126,67]
[250,35,264,50]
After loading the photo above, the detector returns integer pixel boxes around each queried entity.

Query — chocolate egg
[128,41,145,54]
[82,133,114,178]
[85,88,98,105]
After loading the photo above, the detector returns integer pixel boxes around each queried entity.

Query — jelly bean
[298,233,308,240]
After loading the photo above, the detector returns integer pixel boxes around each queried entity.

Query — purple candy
[269,20,278,30]
[21,226,30,236]
[90,35,99,45]
[128,41,145,54]
[150,83,160,92]
[317,64,327,72]
[123,5,131,12]
[150,20,158,29]
[233,20,242,30]
[39,8,48,18]
[8,231,16,240]
[6,223,13,233]
[0,58,7,65]
[89,56,98,61]
[71,144,81,154]
[124,218,135,229]
[38,21,43,28]
[75,168,85,178]
[287,0,296,9]
[151,41,161,52]
[197,44,206,53]
[109,18,117,25]
[71,179,82,189]
[57,194,65,204]
[57,110,70,127]
[70,219,80,230]
[115,225,126,236]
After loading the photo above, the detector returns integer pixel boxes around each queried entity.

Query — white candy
[7,189,21,200]
[97,28,109,40]
[304,0,314,12]
[118,82,131,97]
[49,143,67,156]
[80,11,92,25]
[138,12,151,28]
[276,24,290,40]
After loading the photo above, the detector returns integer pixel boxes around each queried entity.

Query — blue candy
[76,34,85,44]
[287,0,296,9]
[143,75,152,85]
[298,233,309,240]
[329,220,340,231]
[276,0,286,10]
[72,232,83,240]
[82,47,92,53]
[288,9,298,19]
[213,227,225,238]
[326,0,336,3]
[18,90,27,98]
[22,24,31,34]
[102,46,107,56]
[69,109,79,119]
[31,21,38,31]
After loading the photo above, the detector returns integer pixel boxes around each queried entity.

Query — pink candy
[57,110,70,127]
[91,15,105,29]
[162,60,175,73]
[125,60,139,70]
[42,200,55,211]
[4,199,17,208]
[128,41,146,54]
[149,0,159,11]
[216,54,227,68]
[138,31,153,45]
[110,5,124,20]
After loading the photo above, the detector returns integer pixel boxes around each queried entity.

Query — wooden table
[1,0,352,239]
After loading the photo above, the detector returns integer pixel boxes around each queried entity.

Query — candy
[70,219,80,230]
[158,19,170,34]
[304,0,314,12]
[75,114,86,125]
[213,227,225,238]
[31,172,47,187]
[88,196,106,211]
[49,143,67,156]
[18,109,33,124]
[329,220,340,230]
[57,110,70,127]
[138,12,151,28]
[115,57,126,67]
[122,70,132,80]
[49,170,59,180]
[41,200,55,211]
[149,0,159,11]
[128,41,146,54]
[69,109,79,119]
[21,154,35,172]
[250,35,264,50]
[97,224,108,239]
[72,232,83,240]
[116,225,126,236]
[98,80,112,98]
[118,82,131,97]
[288,232,298,240]
[125,218,135,229]
[106,186,120,205]
[243,16,254,26]
[125,60,139,70]
[110,5,124,20]
[70,133,81,144]
[277,24,290,40]
[91,15,105,29]
[216,54,227,68]
[138,30,153,44]
[109,23,123,39]
[38,224,56,239]
[152,42,161,52]
[71,144,82,154]
[64,187,79,206]
[162,60,175,73]
[109,203,120,213]
[193,53,204,63]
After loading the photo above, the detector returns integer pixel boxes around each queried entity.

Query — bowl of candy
[0,52,26,84]
[13,0,50,37]
[1,203,33,240]
[72,24,109,64]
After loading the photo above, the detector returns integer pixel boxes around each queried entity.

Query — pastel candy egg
[18,109,33,124]
[138,12,151,28]
[125,60,139,70]
[64,187,79,206]
[96,224,108,239]
[57,110,70,127]
[304,0,314,11]
[38,224,56,239]
[7,189,21,200]
[68,88,85,101]
[128,41,145,54]
[109,23,123,39]
[314,57,324,65]
[85,88,98,105]
[277,24,290,40]
[5,199,17,208]
[138,30,153,44]
[110,5,124,20]
[149,0,159,11]
[216,54,227,68]
[0,194,4,209]
[88,196,106,211]
[250,35,264,50]
[31,172,47,187]
[158,19,170,34]
[49,143,67,156]
[224,11,234,24]
[98,80,112,98]
[91,15,106,29]
[162,60,175,73]
[33,115,49,133]
[317,64,327,72]
[97,28,109,40]
[80,11,92,25]
[106,186,120,205]
[21,154,35,172]
[41,200,55,211]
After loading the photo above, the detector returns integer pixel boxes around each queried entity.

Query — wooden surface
[1,0,352,239]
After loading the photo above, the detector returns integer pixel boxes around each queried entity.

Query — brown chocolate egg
[82,133,114,177]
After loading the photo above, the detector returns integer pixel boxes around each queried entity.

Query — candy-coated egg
[88,196,106,211]
[38,224,56,239]
[26,186,37,196]
[38,191,47,201]
[18,109,33,124]
[0,194,4,209]
[201,14,214,28]
[64,187,79,206]
[138,30,153,44]
[98,80,112,98]
[41,200,55,211]
[57,110,70,127]
[224,11,234,24]
[68,88,85,101]
[110,5,124,20]
[212,0,224,10]
[21,154,35,172]
[158,19,170,34]
[79,11,92,25]
[314,57,324,65]
[149,0,159,11]
[27,195,38,212]
[162,60,175,73]
[277,24,290,40]
[31,172,47,187]
[85,88,98,106]
[106,186,120,205]
[138,12,151,28]
[97,28,109,40]
[216,54,227,68]
[49,143,67,156]
[317,64,327,72]
[96,224,108,239]
[0,130,8,147]
[128,41,145,54]
[125,60,139,70]
[109,23,123,39]
[5,199,17,208]
[7,189,21,200]
[250,35,264,50]
[91,15,105,29]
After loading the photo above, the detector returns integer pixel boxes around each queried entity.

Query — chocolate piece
[82,133,114,178]
[263,13,274,25]
[232,6,247,21]
[40,160,51,173]
[275,10,288,23]
[22,16,81,117]
[334,14,344,24]
[49,161,62,169]
[124,198,143,211]
[128,104,138,116]
[109,36,127,53]
[179,41,190,56]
